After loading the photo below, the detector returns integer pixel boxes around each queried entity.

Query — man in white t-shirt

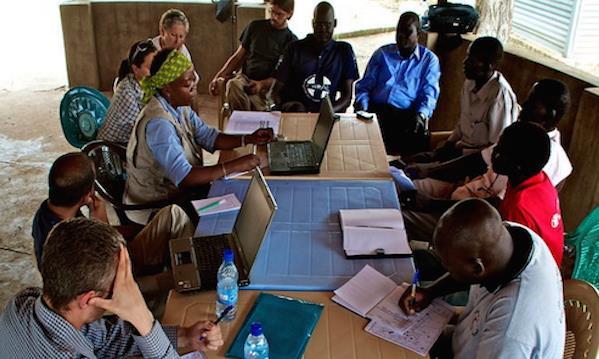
[399,199,565,358]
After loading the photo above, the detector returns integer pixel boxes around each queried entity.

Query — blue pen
[410,270,420,309]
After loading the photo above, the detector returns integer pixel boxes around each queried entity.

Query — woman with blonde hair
[152,9,193,61]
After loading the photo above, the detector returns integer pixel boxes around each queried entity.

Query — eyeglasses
[130,39,155,64]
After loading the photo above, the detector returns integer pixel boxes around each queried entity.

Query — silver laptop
[170,168,277,292]
[267,96,337,175]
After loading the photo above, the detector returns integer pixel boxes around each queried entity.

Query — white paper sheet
[332,265,397,316]
[191,193,241,216]
[225,111,281,135]
[339,208,405,229]
[339,209,410,256]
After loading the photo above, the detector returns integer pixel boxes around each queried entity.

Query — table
[162,290,427,359]
[219,113,391,180]
[196,179,415,290]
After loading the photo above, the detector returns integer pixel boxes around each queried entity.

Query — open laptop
[170,168,277,292]
[267,96,336,175]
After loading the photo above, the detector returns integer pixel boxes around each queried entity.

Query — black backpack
[422,3,480,34]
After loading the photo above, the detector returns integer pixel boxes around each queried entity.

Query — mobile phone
[356,110,374,121]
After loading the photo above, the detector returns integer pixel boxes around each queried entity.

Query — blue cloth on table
[197,179,415,290]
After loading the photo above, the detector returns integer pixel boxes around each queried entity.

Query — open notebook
[339,209,411,258]
[332,265,453,357]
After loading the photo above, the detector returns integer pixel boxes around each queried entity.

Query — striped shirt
[0,287,183,358]
[98,74,143,144]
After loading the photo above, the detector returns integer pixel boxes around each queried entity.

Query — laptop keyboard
[192,236,229,289]
[286,143,315,167]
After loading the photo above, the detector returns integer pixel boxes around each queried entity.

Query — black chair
[81,140,173,225]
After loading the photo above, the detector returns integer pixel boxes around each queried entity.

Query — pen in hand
[199,305,233,342]
[410,270,420,314]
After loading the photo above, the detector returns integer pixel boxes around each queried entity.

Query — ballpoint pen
[410,270,420,310]
[199,305,233,341]
[197,199,225,213]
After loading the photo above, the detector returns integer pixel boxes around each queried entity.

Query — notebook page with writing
[365,298,453,356]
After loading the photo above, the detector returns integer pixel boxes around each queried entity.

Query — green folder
[225,293,324,359]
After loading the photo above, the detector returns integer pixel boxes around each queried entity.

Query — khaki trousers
[226,72,268,111]
[128,204,194,274]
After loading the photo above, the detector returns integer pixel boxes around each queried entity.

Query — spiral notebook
[225,293,323,359]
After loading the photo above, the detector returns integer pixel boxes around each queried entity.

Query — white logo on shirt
[303,74,331,102]
[551,213,561,229]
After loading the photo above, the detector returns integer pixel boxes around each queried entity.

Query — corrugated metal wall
[512,0,578,56]
[571,0,599,60]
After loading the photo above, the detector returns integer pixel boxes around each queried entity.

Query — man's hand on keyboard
[248,128,275,145]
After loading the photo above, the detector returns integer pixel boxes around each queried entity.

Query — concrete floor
[0,33,392,310]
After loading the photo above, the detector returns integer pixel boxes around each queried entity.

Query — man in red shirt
[492,121,564,265]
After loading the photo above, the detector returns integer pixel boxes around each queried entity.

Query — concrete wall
[60,1,266,93]
[428,34,599,230]
[560,88,599,230]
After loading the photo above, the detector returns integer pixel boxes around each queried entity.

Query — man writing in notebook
[398,199,565,358]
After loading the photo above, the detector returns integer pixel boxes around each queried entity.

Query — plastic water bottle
[243,322,269,359]
[216,249,238,320]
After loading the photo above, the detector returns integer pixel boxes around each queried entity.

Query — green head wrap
[141,50,192,104]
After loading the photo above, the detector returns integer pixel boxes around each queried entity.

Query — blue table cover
[196,179,415,290]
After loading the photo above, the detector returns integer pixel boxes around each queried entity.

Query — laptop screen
[232,169,277,269]
[310,96,335,162]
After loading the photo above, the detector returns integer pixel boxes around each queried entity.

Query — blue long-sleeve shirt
[354,44,441,118]
[146,95,219,186]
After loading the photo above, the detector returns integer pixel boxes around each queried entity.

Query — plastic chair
[81,140,173,225]
[566,207,599,288]
[60,87,110,148]
[563,279,599,359]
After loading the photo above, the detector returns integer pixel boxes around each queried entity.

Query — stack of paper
[191,193,241,216]
[225,110,281,135]
[339,209,411,257]
[331,265,453,357]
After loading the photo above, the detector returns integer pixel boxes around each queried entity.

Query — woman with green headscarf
[125,49,274,224]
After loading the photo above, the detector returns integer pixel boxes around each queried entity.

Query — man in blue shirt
[354,12,441,155]
[273,1,359,112]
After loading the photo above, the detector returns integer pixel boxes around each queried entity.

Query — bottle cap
[223,248,234,262]
[250,322,263,336]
